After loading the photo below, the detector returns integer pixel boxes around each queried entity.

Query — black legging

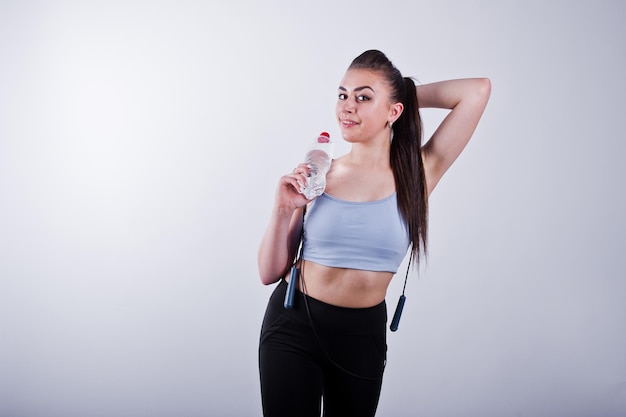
[259,279,387,417]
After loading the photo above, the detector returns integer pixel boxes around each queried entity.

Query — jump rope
[283,205,413,381]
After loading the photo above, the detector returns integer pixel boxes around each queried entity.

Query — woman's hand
[274,162,312,211]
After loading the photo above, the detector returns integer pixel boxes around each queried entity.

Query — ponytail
[390,77,427,262]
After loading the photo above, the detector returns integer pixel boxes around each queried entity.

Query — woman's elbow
[257,261,283,285]
[476,77,492,100]
[259,272,280,286]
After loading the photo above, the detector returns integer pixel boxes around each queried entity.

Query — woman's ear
[389,102,404,124]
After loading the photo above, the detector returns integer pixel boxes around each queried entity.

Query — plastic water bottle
[300,132,333,199]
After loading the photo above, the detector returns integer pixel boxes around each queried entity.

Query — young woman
[257,50,491,417]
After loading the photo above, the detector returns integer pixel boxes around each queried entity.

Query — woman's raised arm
[418,78,491,194]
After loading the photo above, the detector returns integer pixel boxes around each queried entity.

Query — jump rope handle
[283,265,299,309]
[390,294,406,332]
[390,250,413,332]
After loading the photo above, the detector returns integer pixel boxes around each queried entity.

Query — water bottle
[300,132,333,199]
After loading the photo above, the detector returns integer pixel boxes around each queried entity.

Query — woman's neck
[347,140,391,169]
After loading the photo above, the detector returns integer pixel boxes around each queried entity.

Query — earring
[388,120,393,129]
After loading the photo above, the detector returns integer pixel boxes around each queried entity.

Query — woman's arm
[257,206,303,285]
[418,78,491,195]
[257,165,310,285]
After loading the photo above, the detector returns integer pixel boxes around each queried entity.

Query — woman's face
[336,69,397,144]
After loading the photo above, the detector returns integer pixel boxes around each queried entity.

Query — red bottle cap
[317,132,330,143]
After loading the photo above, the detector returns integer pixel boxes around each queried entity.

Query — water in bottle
[300,132,333,199]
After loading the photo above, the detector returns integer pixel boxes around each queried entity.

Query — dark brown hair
[348,50,427,263]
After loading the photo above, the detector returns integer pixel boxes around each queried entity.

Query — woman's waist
[269,279,387,334]
[286,260,394,308]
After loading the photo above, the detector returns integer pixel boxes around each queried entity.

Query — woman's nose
[339,100,354,113]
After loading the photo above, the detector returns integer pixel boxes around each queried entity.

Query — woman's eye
[337,93,370,102]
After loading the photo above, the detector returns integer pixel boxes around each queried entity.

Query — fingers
[281,174,304,194]
[289,163,310,191]
[277,164,311,204]
[291,163,309,177]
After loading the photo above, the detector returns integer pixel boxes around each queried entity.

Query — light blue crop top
[302,192,410,273]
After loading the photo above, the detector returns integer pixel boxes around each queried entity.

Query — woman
[257,50,491,416]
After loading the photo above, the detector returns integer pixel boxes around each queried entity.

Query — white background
[1,1,625,416]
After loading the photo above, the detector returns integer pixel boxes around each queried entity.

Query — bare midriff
[285,259,394,308]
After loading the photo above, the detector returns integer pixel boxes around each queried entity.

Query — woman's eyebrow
[338,85,375,93]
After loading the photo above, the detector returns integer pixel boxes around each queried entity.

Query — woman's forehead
[339,69,387,90]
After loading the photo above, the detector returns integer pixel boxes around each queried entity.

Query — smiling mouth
[341,119,358,126]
